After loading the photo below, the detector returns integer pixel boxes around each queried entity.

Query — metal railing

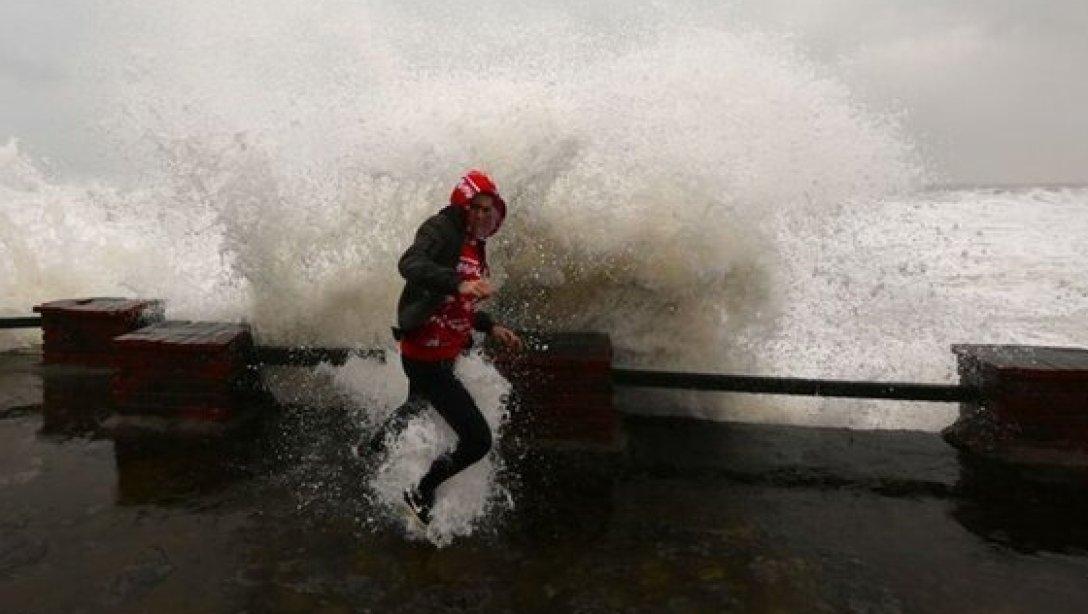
[0,317,42,329]
[612,368,976,402]
[6,313,973,403]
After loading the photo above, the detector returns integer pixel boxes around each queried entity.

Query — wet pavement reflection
[3,350,1088,613]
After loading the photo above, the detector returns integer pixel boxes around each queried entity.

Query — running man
[362,170,523,526]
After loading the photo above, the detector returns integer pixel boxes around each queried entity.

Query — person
[360,170,523,527]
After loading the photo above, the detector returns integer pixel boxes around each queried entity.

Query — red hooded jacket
[399,171,506,361]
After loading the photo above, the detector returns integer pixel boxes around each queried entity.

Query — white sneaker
[402,488,433,527]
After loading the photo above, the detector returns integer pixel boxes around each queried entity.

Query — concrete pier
[103,321,262,439]
[33,298,164,434]
[943,344,1088,475]
[491,332,622,450]
[22,297,1088,476]
[4,346,1088,613]
[33,298,164,367]
[29,297,627,447]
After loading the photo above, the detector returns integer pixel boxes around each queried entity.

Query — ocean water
[636,184,1088,431]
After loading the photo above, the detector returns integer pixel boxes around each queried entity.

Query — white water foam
[3,0,1040,435]
[2,2,919,356]
[0,137,245,350]
[328,349,512,547]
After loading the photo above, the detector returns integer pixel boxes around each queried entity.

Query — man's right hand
[458,279,493,298]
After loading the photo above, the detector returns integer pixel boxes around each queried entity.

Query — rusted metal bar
[254,345,386,366]
[612,368,978,403]
[0,317,42,329]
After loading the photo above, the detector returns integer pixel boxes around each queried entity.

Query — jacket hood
[449,169,506,237]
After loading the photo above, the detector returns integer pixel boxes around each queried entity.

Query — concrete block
[33,298,164,367]
[943,344,1088,470]
[492,332,622,450]
[105,321,259,439]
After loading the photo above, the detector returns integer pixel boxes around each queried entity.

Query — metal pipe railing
[0,317,42,329]
[612,368,977,403]
[254,345,386,366]
[8,311,976,404]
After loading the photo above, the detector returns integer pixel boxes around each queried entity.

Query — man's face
[467,193,498,239]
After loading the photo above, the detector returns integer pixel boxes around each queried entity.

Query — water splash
[4,1,924,427]
[329,349,513,547]
[4,2,918,341]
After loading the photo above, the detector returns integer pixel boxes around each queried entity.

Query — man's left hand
[491,325,524,352]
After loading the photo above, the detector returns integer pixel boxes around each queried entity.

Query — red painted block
[491,332,621,448]
[115,400,236,422]
[114,321,252,352]
[177,405,235,422]
[115,355,243,381]
[40,365,115,434]
[112,387,236,409]
[110,321,254,426]
[33,298,165,367]
[944,344,1088,469]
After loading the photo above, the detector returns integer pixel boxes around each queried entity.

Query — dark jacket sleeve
[397,219,460,295]
[474,310,496,334]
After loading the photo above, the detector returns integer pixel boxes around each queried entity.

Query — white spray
[4,2,920,427]
[329,349,512,546]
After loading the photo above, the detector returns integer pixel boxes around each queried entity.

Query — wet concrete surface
[3,350,1088,613]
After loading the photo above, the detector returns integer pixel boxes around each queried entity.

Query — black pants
[375,355,493,505]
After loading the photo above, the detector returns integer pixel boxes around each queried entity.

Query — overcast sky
[2,0,1086,185]
[727,0,1088,185]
